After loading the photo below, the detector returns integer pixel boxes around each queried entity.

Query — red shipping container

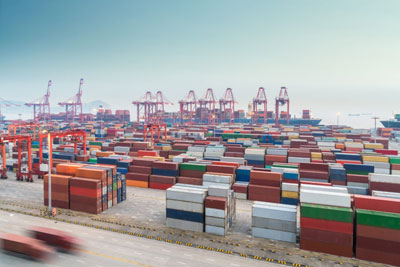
[265,155,287,163]
[300,239,353,258]
[301,228,353,247]
[125,173,149,182]
[346,174,369,183]
[353,195,400,214]
[248,184,280,203]
[179,169,204,178]
[207,164,236,174]
[205,196,227,210]
[149,182,173,190]
[137,150,158,157]
[149,175,176,185]
[357,224,400,242]
[356,247,400,266]
[128,165,152,174]
[131,158,158,167]
[232,183,248,194]
[369,181,400,193]
[300,217,353,234]
[299,163,329,172]
[211,161,240,168]
[177,176,203,185]
[299,170,329,180]
[153,161,179,170]
[356,236,400,254]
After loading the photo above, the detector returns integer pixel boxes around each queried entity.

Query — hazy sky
[1,0,399,126]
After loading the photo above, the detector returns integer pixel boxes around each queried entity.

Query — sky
[1,0,399,128]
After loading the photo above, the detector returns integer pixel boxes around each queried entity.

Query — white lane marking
[96,265,104,267]
[98,236,104,239]
[206,258,215,262]
[162,249,170,252]
[134,252,143,255]
[177,262,187,265]
[111,238,118,242]
[184,254,192,257]
[142,245,149,248]
[155,257,165,261]
[0,218,9,222]
[76,260,85,263]
[230,264,240,266]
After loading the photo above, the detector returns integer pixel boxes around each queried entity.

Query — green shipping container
[356,209,400,230]
[389,157,400,164]
[180,163,207,172]
[301,203,353,223]
[89,141,103,147]
[89,158,97,163]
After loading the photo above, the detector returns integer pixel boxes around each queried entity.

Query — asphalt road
[0,210,279,267]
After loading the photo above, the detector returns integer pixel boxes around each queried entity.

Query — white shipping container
[300,189,351,208]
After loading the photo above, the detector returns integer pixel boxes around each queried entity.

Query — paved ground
[0,174,388,267]
[0,210,278,267]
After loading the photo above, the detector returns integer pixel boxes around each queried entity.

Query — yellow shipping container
[311,152,322,159]
[281,191,299,199]
[143,156,165,161]
[362,155,389,163]
[364,143,384,149]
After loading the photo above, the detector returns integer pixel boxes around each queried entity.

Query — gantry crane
[58,79,84,122]
[252,87,267,124]
[25,80,51,122]
[154,91,173,124]
[219,88,236,123]
[275,86,290,125]
[179,90,197,125]
[198,88,217,125]
[37,129,87,178]
[0,135,32,181]
[133,91,155,124]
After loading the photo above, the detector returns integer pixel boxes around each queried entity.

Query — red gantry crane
[178,90,198,125]
[275,86,290,125]
[0,135,32,181]
[219,88,236,123]
[58,79,84,122]
[252,87,267,124]
[25,80,51,122]
[154,91,173,124]
[198,88,217,125]
[133,91,155,124]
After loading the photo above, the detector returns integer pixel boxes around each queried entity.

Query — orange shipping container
[76,168,107,179]
[126,180,148,188]
[43,174,71,186]
[56,163,87,176]
[96,151,115,157]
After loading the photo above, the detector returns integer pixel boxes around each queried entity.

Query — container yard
[2,1,400,266]
[1,119,400,267]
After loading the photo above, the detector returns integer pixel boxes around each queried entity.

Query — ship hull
[381,120,400,128]
[166,118,322,126]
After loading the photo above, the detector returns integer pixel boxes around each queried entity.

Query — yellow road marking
[79,248,153,267]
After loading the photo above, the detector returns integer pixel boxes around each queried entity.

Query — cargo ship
[164,109,322,126]
[381,114,400,128]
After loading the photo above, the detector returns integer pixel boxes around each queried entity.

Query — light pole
[336,112,340,126]
[372,117,379,143]
[47,132,52,213]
